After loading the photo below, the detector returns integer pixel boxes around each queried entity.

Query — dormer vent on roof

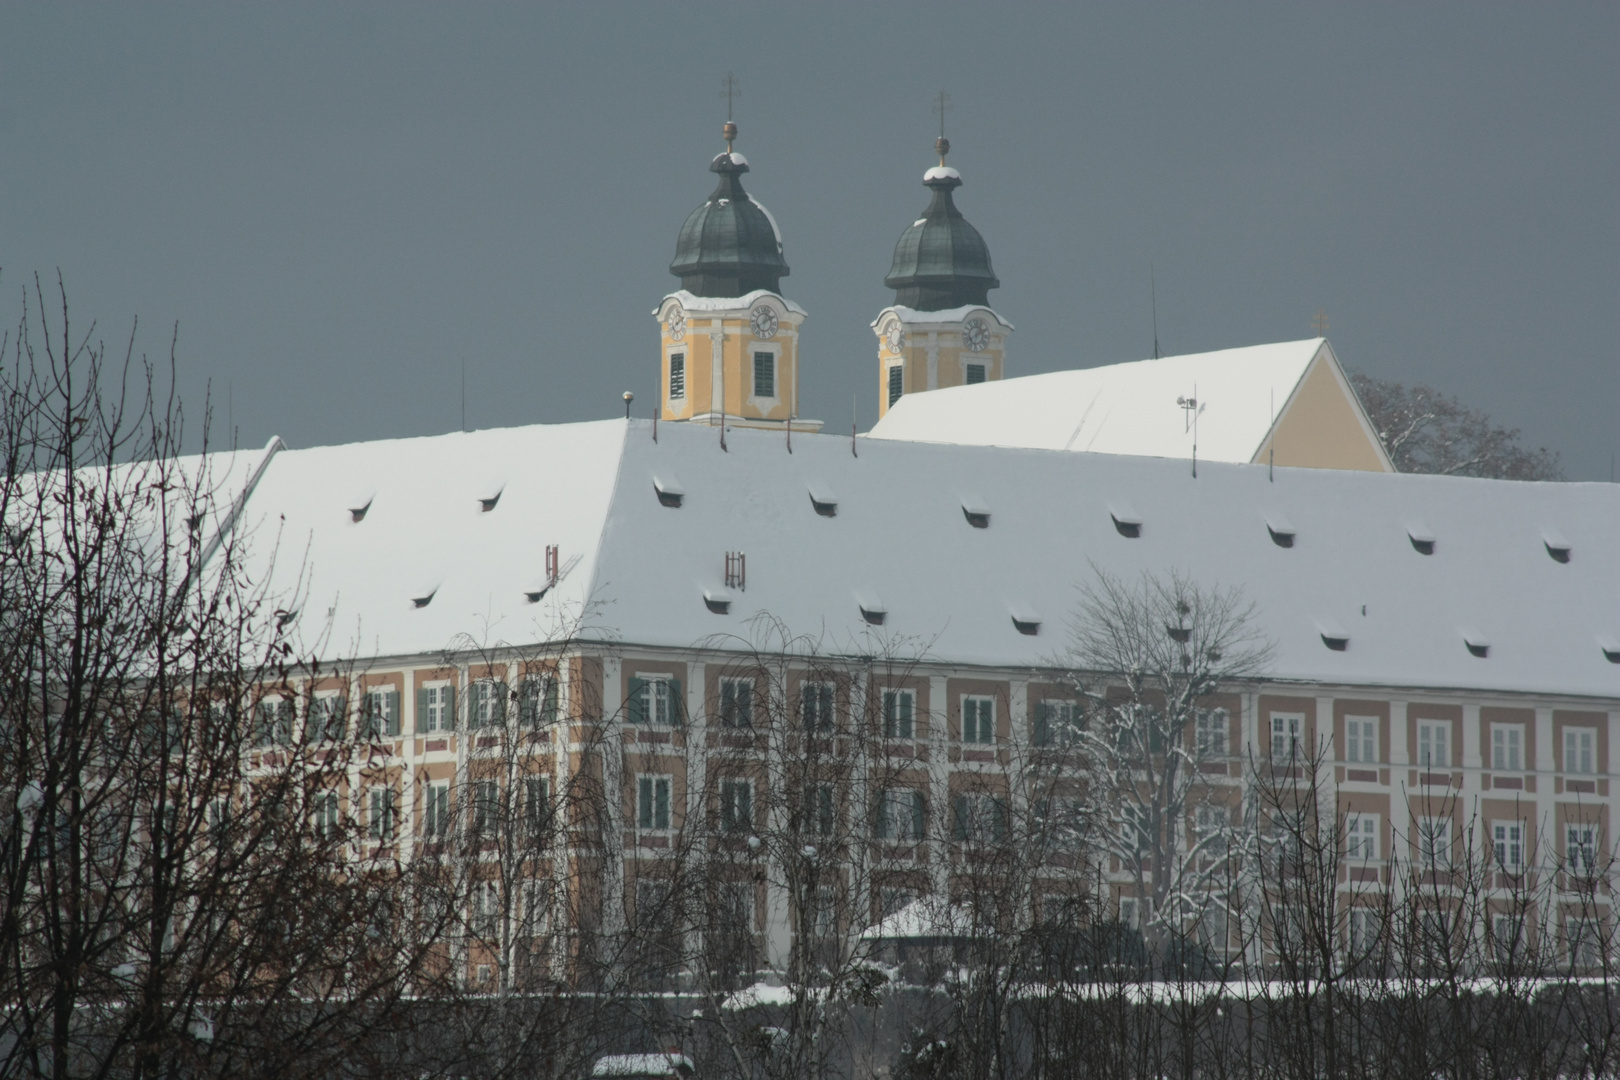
[349,491,375,523]
[807,481,837,517]
[703,588,733,615]
[411,586,438,609]
[1318,618,1350,652]
[1462,631,1490,659]
[1407,522,1436,555]
[654,475,685,508]
[1542,527,1571,563]
[478,481,505,513]
[961,495,990,529]
[856,592,887,626]
[1600,637,1620,664]
[1109,503,1142,538]
[1265,512,1296,548]
[1009,604,1042,636]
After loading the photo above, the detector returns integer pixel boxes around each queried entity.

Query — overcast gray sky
[2,4,1615,478]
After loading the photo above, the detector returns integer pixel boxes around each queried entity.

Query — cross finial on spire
[1312,309,1329,337]
[933,90,952,165]
[720,72,741,151]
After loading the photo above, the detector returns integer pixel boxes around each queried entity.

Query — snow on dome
[749,195,783,253]
[923,165,962,182]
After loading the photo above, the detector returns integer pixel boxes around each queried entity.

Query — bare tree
[1348,371,1563,480]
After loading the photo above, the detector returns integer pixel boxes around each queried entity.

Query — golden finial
[721,72,741,153]
[933,90,952,165]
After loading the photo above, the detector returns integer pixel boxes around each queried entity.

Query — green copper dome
[670,151,789,298]
[884,165,999,310]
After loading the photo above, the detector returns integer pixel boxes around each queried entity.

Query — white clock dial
[962,317,990,353]
[750,305,779,339]
[884,321,904,354]
[666,308,686,342]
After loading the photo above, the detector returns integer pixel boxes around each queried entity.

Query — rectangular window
[1493,821,1524,871]
[310,791,338,838]
[520,878,551,936]
[962,696,995,745]
[1270,713,1303,763]
[882,689,914,740]
[1036,700,1079,747]
[470,679,506,730]
[806,783,835,838]
[255,698,293,746]
[965,362,986,385]
[628,675,679,726]
[1196,708,1229,756]
[1417,816,1451,867]
[1567,917,1602,969]
[519,675,559,727]
[1493,913,1523,964]
[423,781,451,839]
[721,881,756,933]
[1564,728,1595,774]
[1417,719,1450,769]
[800,681,835,733]
[720,779,752,833]
[368,786,397,842]
[752,351,775,399]
[668,352,686,400]
[1119,896,1148,932]
[1349,908,1383,957]
[363,688,401,740]
[472,779,500,834]
[1492,724,1524,771]
[953,793,1008,841]
[875,788,925,841]
[1567,825,1597,876]
[637,775,671,831]
[524,776,551,839]
[419,683,454,733]
[1345,716,1378,763]
[1347,813,1379,860]
[720,678,753,729]
[309,691,346,742]
[887,364,903,407]
[470,881,499,937]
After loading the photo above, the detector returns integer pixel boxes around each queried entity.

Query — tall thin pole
[1151,266,1160,360]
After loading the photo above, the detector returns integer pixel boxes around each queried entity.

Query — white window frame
[800,680,836,733]
[719,678,754,729]
[720,778,753,834]
[1119,896,1149,932]
[1270,713,1303,763]
[1417,719,1451,769]
[1346,813,1379,860]
[1195,708,1229,756]
[1345,715,1378,764]
[368,785,397,843]
[309,690,345,742]
[962,695,995,745]
[1493,820,1525,872]
[1349,908,1382,956]
[1417,815,1451,868]
[1037,699,1080,747]
[422,780,451,839]
[471,778,500,834]
[421,681,453,733]
[722,881,756,933]
[876,787,925,842]
[634,674,677,727]
[882,688,915,740]
[637,774,672,831]
[310,790,339,838]
[1564,727,1596,775]
[1567,916,1603,969]
[1493,912,1523,964]
[523,775,551,837]
[1567,824,1598,876]
[1492,723,1524,771]
[471,678,505,729]
[749,347,780,404]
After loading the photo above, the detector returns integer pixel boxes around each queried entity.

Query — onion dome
[884,139,999,310]
[669,124,789,298]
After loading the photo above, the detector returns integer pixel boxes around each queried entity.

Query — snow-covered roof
[590,1054,694,1078]
[872,304,1013,329]
[862,899,978,941]
[870,338,1354,465]
[227,419,1620,701]
[656,289,805,317]
[923,165,962,182]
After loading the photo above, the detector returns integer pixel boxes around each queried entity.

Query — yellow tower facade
[656,291,818,430]
[873,304,1013,419]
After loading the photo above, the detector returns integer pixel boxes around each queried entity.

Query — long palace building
[201,121,1619,972]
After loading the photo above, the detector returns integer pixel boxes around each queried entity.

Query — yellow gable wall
[1254,354,1392,473]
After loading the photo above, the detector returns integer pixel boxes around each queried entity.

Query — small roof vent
[654,475,685,509]
[1317,618,1349,652]
[1406,522,1436,555]
[477,480,505,513]
[411,586,438,609]
[960,495,990,529]
[1462,630,1490,659]
[856,591,887,626]
[807,481,837,517]
[348,490,376,523]
[1009,604,1042,636]
[1599,637,1620,665]
[703,588,733,615]
[1109,503,1142,539]
[1542,527,1571,563]
[1265,512,1296,549]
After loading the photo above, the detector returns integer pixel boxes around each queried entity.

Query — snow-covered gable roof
[869,338,1388,470]
[226,419,1620,702]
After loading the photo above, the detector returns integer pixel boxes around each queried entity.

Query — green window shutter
[417,688,430,734]
[655,779,670,829]
[492,681,508,723]
[668,678,682,725]
[952,796,969,841]
[638,777,653,829]
[911,791,927,840]
[444,686,456,731]
[874,796,890,839]
[386,691,401,736]
[543,679,559,724]
[627,678,648,725]
[468,683,482,731]
[993,798,1009,840]
[739,783,752,829]
[882,692,896,738]
[1034,702,1050,747]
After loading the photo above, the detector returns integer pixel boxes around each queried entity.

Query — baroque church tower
[655,121,822,432]
[873,136,1012,420]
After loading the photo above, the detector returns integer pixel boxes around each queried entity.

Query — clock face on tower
[884,321,904,354]
[665,308,686,342]
[962,317,990,353]
[750,305,779,339]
